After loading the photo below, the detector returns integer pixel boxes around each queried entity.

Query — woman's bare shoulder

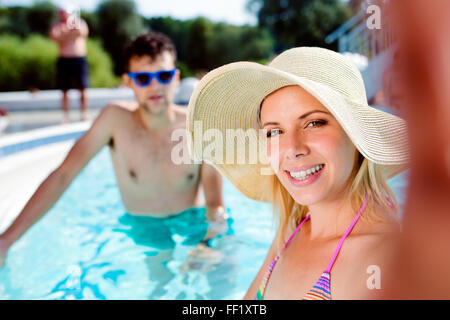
[335,221,400,299]
[349,217,400,255]
[353,202,401,242]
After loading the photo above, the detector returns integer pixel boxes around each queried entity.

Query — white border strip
[0,121,91,148]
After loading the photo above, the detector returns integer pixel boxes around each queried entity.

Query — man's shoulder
[173,104,188,115]
[104,100,138,113]
[173,105,188,123]
[50,22,63,31]
[98,101,137,123]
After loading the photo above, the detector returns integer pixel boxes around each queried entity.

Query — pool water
[0,148,408,300]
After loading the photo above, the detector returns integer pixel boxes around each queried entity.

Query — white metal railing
[325,1,396,100]
[326,1,394,59]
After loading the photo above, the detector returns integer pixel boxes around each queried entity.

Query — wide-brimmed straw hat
[186,47,409,201]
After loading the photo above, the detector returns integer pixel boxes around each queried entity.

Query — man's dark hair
[124,32,177,72]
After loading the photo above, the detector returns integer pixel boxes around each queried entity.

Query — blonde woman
[186,47,409,299]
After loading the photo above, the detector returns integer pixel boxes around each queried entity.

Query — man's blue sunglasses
[127,69,177,87]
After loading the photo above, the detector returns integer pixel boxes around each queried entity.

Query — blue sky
[1,0,258,25]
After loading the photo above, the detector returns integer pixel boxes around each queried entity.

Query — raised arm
[49,23,62,43]
[0,105,117,267]
[49,19,88,45]
[64,19,89,41]
[79,19,89,38]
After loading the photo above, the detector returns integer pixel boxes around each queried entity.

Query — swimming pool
[0,146,276,299]
[0,138,409,300]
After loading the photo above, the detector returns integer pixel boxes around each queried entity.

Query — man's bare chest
[108,127,199,188]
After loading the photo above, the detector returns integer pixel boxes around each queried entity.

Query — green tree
[239,26,274,62]
[208,23,242,68]
[146,16,275,73]
[81,10,100,38]
[0,34,58,91]
[145,16,192,64]
[0,7,10,35]
[208,24,274,68]
[247,0,351,51]
[86,39,121,87]
[0,6,31,37]
[0,34,119,91]
[27,1,58,36]
[97,0,146,75]
[185,17,214,71]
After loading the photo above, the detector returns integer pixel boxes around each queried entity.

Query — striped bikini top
[255,193,369,300]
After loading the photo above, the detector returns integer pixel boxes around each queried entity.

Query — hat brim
[187,62,409,201]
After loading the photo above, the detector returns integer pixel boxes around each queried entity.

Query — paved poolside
[0,141,72,234]
[1,110,99,135]
[0,88,134,135]
[0,85,195,135]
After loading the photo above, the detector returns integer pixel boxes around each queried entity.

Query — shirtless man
[50,6,89,122]
[0,32,225,267]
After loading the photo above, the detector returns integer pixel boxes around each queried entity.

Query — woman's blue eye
[267,129,281,138]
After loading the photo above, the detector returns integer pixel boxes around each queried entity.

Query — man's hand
[181,241,225,274]
[203,206,229,242]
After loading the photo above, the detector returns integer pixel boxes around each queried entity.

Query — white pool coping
[0,121,91,148]
[0,122,91,234]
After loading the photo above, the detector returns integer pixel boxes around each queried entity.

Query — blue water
[0,148,409,299]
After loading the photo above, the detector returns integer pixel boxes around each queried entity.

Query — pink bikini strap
[325,193,369,273]
[283,214,310,249]
[270,215,310,265]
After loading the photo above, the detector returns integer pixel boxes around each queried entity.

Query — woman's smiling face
[260,85,358,206]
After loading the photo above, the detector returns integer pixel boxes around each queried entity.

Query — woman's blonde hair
[266,151,399,251]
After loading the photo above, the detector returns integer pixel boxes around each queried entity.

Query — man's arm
[79,19,89,38]
[200,162,226,240]
[0,105,117,267]
[50,20,88,44]
[49,23,62,43]
[64,19,89,41]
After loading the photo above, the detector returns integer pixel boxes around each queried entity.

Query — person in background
[50,5,90,122]
[0,32,226,269]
